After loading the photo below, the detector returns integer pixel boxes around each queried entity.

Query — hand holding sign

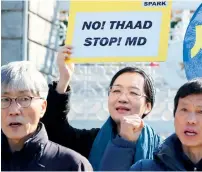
[56,45,74,94]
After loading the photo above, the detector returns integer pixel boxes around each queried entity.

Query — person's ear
[40,100,47,118]
[144,102,152,115]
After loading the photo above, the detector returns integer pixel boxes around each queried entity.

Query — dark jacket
[99,124,162,171]
[41,82,100,158]
[130,134,202,171]
[1,123,93,171]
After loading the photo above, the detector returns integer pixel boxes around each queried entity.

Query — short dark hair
[174,78,202,116]
[109,67,155,118]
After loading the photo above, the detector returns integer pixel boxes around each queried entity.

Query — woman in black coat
[42,46,162,170]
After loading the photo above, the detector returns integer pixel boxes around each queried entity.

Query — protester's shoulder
[130,159,163,171]
[48,140,84,160]
[70,126,100,140]
[79,127,100,136]
[47,141,92,168]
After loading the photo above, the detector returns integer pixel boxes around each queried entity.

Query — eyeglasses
[1,96,43,109]
[109,85,148,100]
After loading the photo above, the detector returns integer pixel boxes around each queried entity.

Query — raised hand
[56,45,74,93]
[119,115,144,142]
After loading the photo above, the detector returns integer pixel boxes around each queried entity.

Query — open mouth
[184,130,197,136]
[9,122,22,128]
[116,107,130,113]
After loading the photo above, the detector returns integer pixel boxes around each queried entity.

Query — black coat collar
[2,122,48,163]
[155,133,202,171]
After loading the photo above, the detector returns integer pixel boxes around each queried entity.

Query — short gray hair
[1,61,48,99]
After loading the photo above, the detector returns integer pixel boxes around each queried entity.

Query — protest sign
[183,3,202,80]
[66,1,172,63]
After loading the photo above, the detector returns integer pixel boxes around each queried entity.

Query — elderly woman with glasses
[41,46,162,170]
[1,61,92,171]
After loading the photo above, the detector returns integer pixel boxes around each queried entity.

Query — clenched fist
[119,115,144,142]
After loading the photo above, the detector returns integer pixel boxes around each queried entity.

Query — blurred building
[2,0,60,81]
